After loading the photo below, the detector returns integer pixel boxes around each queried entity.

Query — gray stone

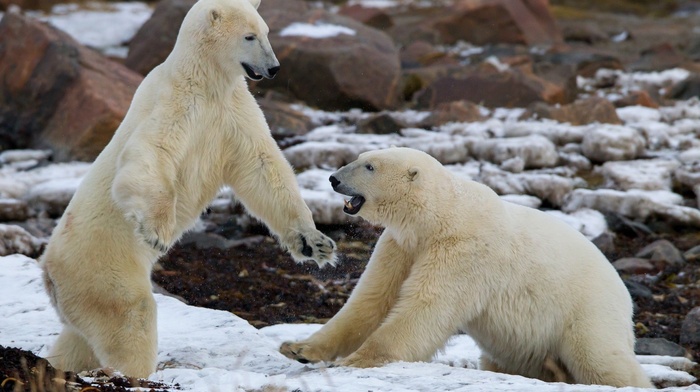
[635,338,687,357]
[680,307,700,346]
[613,257,657,275]
[683,245,700,263]
[357,113,405,135]
[636,239,685,266]
[624,280,652,300]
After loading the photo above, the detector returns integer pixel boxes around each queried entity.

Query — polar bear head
[329,147,446,226]
[177,0,279,80]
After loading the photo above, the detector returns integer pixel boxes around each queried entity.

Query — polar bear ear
[248,0,261,9]
[209,8,221,23]
[408,167,419,182]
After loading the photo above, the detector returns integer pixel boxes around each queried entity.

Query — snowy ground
[0,254,697,392]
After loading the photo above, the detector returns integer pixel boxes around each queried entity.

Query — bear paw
[335,352,391,368]
[279,341,331,364]
[129,214,174,254]
[288,230,337,268]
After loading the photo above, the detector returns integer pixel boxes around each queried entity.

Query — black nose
[268,66,280,78]
[329,175,340,189]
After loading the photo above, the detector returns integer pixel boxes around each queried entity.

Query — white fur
[280,147,651,388]
[41,0,335,378]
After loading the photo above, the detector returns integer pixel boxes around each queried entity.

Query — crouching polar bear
[280,147,651,388]
[40,0,336,378]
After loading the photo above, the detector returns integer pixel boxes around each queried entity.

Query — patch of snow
[500,194,543,209]
[600,159,680,191]
[470,135,558,169]
[297,169,358,225]
[0,149,51,165]
[581,124,646,162]
[280,22,356,39]
[0,224,45,256]
[545,209,608,240]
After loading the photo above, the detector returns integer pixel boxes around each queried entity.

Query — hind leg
[47,327,100,372]
[83,293,158,378]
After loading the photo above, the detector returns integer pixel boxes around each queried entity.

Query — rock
[624,280,653,300]
[478,165,576,206]
[581,125,645,162]
[400,40,455,69]
[125,0,196,75]
[563,189,700,227]
[0,149,51,165]
[412,61,573,109]
[25,177,82,218]
[538,51,623,78]
[635,338,688,357]
[667,74,700,101]
[684,245,700,262]
[600,159,680,191]
[356,113,405,135]
[680,307,700,346]
[631,42,685,72]
[0,223,45,257]
[561,23,607,45]
[524,97,622,125]
[338,4,393,29]
[0,13,142,162]
[636,239,685,266]
[612,90,659,108]
[0,0,61,11]
[0,199,30,222]
[257,98,313,139]
[591,232,615,255]
[612,257,658,275]
[417,100,485,128]
[675,163,700,206]
[470,135,558,169]
[258,10,401,111]
[432,0,562,46]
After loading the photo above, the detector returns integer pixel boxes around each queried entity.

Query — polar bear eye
[365,164,374,171]
[244,35,256,41]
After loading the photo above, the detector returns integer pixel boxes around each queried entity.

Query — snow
[0,255,696,391]
[279,22,357,39]
[26,2,153,57]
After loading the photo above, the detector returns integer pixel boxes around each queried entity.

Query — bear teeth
[344,199,352,209]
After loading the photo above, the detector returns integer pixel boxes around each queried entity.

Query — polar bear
[280,147,651,388]
[40,0,336,378]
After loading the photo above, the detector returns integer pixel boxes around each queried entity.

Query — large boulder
[257,9,401,111]
[0,12,142,162]
[125,0,197,76]
[432,0,562,46]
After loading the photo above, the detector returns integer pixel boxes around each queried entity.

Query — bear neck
[164,42,243,100]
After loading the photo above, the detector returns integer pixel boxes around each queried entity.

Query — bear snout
[329,175,340,189]
[267,65,280,78]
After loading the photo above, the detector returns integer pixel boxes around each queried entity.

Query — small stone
[680,307,700,345]
[0,198,29,222]
[624,280,652,300]
[356,113,405,135]
[612,258,658,275]
[636,239,685,266]
[591,232,615,255]
[635,338,688,357]
[683,245,700,263]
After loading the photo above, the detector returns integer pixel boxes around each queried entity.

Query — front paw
[280,341,333,364]
[127,212,175,254]
[288,230,337,267]
[335,351,391,369]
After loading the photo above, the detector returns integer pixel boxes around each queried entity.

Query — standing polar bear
[280,147,652,388]
[40,0,336,378]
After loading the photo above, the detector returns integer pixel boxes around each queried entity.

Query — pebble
[635,239,685,266]
[635,338,688,357]
[680,306,700,346]
[613,257,658,275]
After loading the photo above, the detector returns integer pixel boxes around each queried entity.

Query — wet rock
[600,159,680,191]
[0,224,45,257]
[338,4,393,29]
[636,239,685,266]
[471,135,558,169]
[680,307,700,346]
[0,13,142,161]
[418,100,485,128]
[612,257,658,275]
[631,42,685,72]
[412,61,573,109]
[667,74,700,101]
[635,338,688,357]
[524,97,622,125]
[432,0,562,46]
[258,10,401,111]
[0,199,30,222]
[356,113,405,135]
[257,98,313,139]
[125,0,196,75]
[624,280,653,300]
[581,125,645,162]
[684,245,700,262]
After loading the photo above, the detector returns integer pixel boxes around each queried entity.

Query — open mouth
[343,195,365,215]
[241,63,263,81]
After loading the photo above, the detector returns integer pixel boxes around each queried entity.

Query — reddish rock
[631,42,685,72]
[419,100,485,128]
[433,0,562,46]
[411,61,572,109]
[125,0,196,76]
[338,4,393,29]
[0,13,142,162]
[258,10,401,111]
[613,90,659,108]
[400,40,456,69]
[612,257,658,275]
[524,97,622,125]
